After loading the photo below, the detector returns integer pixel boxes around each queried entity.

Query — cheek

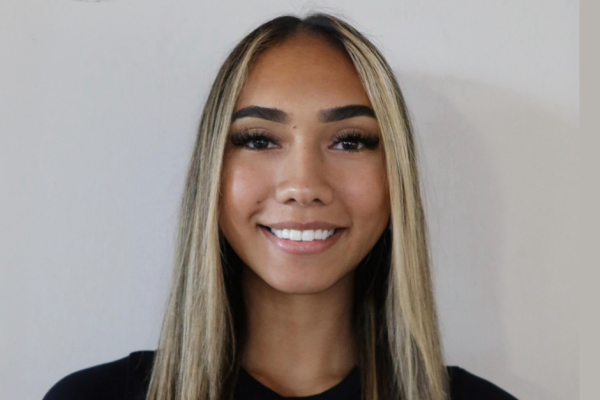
[220,157,272,230]
[336,161,389,223]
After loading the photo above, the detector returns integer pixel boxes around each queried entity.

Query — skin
[219,33,390,397]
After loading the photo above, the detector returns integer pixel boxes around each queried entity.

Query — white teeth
[269,228,337,241]
[301,230,312,241]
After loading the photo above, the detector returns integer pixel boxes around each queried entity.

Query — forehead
[235,33,372,112]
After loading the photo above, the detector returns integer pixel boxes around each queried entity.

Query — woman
[44,13,517,400]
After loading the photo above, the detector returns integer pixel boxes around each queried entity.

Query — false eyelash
[229,129,280,149]
[332,130,380,151]
[229,129,380,151]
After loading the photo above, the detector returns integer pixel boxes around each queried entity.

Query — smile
[259,225,344,255]
[268,228,336,242]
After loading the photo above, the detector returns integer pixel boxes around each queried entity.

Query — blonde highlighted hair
[146,13,449,400]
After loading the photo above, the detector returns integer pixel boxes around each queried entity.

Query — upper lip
[262,222,343,230]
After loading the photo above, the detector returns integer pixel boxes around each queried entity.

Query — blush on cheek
[345,166,388,205]
[343,176,390,234]
[225,162,273,215]
[219,160,274,266]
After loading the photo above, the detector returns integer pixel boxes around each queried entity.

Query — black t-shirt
[43,351,518,400]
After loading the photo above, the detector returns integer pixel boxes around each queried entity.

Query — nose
[275,141,334,206]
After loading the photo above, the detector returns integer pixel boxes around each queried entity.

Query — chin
[269,280,333,295]
[258,267,352,295]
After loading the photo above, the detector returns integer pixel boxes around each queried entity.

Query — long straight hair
[146,13,449,400]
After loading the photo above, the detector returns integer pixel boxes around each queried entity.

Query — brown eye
[333,140,363,151]
[331,131,380,153]
[230,130,280,151]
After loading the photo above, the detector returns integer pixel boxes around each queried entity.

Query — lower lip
[260,225,345,255]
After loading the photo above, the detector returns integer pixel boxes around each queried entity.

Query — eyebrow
[319,105,376,122]
[230,104,376,123]
[231,106,288,124]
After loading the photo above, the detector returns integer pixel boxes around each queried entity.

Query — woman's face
[219,34,390,295]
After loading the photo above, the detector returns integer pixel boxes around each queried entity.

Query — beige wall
[0,1,578,399]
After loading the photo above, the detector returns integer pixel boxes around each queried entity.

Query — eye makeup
[229,127,380,152]
[229,129,280,150]
[331,130,380,152]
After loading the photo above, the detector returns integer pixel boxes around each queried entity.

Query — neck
[240,267,357,397]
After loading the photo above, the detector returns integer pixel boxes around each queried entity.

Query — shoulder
[43,350,156,400]
[447,366,518,400]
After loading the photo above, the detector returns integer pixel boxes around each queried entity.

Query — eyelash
[229,129,380,152]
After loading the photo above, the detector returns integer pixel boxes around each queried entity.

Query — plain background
[580,3,592,400]
[0,1,579,399]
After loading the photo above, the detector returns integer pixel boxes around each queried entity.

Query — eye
[331,130,380,152]
[230,129,280,151]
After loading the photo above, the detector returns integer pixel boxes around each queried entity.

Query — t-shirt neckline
[236,366,361,400]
